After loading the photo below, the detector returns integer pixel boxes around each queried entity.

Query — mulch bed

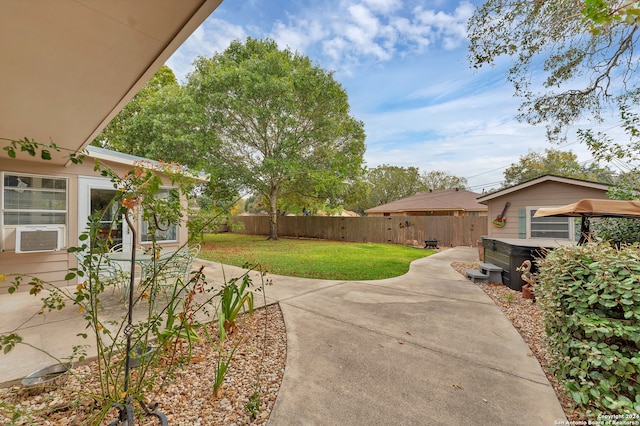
[0,304,286,425]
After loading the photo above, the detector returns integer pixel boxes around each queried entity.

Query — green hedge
[536,243,640,416]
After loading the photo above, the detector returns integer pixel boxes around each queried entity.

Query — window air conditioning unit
[15,226,62,253]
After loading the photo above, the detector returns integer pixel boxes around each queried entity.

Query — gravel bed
[2,260,586,424]
[451,261,581,422]
[0,304,286,425]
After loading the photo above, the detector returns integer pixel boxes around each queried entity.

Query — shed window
[527,207,578,240]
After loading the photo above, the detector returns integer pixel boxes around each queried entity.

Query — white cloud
[389,16,431,51]
[168,0,477,80]
[166,18,246,82]
[349,4,379,29]
[412,2,474,50]
[269,19,328,53]
[323,37,349,61]
[361,0,402,14]
[217,0,476,74]
[342,5,392,60]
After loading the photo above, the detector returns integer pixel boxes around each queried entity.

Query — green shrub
[592,217,640,244]
[536,243,640,417]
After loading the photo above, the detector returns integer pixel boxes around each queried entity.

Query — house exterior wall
[484,181,609,239]
[1,156,188,294]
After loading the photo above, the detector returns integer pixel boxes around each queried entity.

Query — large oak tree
[93,66,204,168]
[365,165,425,208]
[187,38,366,239]
[356,166,468,213]
[92,66,241,211]
[421,170,468,191]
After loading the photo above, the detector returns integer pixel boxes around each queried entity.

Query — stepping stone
[466,269,488,284]
[480,263,503,283]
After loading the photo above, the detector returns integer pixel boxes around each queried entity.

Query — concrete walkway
[0,247,567,425]
[265,248,566,425]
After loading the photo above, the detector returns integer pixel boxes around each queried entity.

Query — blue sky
[166,0,604,192]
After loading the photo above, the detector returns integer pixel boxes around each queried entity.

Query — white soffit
[0,0,222,164]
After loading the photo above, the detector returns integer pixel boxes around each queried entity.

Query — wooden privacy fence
[229,215,487,247]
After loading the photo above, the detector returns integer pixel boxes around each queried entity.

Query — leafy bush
[592,217,640,244]
[536,243,640,417]
[591,184,640,244]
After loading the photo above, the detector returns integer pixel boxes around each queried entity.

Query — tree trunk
[268,189,278,240]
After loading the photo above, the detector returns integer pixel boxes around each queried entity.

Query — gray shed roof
[476,175,611,204]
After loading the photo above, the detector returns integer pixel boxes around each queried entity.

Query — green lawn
[198,233,435,280]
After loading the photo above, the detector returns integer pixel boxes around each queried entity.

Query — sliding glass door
[78,177,133,252]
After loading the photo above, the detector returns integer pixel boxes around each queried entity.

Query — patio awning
[534,198,640,245]
[533,199,640,218]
